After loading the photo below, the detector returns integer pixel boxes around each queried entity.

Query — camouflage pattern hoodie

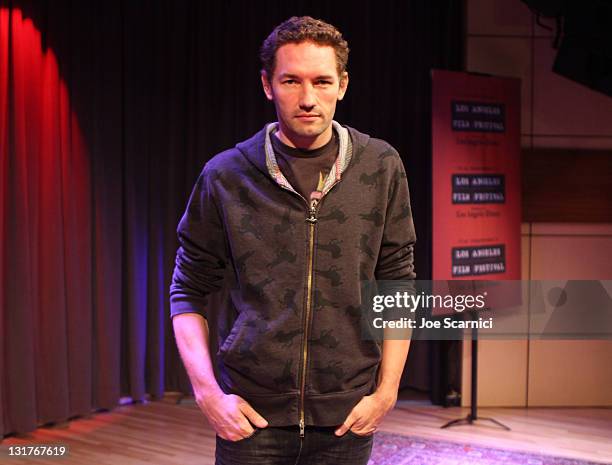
[170,121,416,435]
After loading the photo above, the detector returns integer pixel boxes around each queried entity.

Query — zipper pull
[306,198,319,224]
[299,418,305,437]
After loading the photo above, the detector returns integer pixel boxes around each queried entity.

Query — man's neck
[275,124,333,150]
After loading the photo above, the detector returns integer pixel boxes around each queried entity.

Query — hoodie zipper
[271,183,318,438]
[274,179,342,438]
[299,197,319,437]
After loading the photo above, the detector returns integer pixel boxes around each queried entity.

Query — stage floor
[2,393,611,464]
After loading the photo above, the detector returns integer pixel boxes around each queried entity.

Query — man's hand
[196,389,268,441]
[334,389,397,437]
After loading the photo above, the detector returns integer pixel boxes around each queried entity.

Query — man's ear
[337,71,349,101]
[261,71,274,101]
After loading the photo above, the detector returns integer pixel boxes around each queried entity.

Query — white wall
[462,0,612,407]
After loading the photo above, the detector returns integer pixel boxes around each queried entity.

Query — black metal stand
[441,319,510,431]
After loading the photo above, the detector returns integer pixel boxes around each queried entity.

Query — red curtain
[0,2,204,438]
[0,8,94,433]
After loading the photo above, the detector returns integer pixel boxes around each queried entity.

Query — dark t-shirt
[271,130,339,201]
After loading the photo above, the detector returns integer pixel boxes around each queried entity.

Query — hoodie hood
[235,121,371,187]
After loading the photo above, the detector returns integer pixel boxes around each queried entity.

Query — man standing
[170,16,416,465]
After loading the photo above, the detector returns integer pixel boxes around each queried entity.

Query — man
[170,16,415,465]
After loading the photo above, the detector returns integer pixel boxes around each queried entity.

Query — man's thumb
[240,401,269,428]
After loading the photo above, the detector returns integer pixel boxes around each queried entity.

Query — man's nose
[299,84,316,110]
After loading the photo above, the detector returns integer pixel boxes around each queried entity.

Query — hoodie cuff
[169,297,208,320]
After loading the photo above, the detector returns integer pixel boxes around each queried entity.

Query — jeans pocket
[347,429,373,440]
[217,427,261,444]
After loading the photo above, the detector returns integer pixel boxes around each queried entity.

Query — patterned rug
[369,432,610,465]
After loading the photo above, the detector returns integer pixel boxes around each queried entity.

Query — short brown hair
[260,16,349,78]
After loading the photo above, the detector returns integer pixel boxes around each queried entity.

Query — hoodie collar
[263,121,351,197]
[235,122,371,194]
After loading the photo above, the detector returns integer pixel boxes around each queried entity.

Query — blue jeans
[215,425,374,465]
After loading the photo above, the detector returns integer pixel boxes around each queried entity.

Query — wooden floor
[2,393,611,464]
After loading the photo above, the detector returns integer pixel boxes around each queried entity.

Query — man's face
[261,41,348,149]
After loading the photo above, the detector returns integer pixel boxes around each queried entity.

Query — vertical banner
[432,70,521,281]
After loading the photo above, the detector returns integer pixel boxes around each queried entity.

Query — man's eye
[283,80,297,85]
[316,80,332,86]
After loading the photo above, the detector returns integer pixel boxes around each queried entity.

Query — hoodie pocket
[218,311,248,357]
[218,315,301,395]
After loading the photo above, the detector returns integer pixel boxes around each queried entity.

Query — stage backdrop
[431,70,521,282]
[0,0,463,436]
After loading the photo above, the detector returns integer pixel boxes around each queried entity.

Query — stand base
[441,414,511,430]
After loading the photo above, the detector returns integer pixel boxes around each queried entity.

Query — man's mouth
[296,114,320,121]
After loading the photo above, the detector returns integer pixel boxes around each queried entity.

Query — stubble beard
[285,117,331,142]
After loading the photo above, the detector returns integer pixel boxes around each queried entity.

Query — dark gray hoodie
[170,121,416,434]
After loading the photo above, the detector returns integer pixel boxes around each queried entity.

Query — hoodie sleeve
[169,165,227,319]
[375,150,417,281]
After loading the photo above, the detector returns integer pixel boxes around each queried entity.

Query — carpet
[368,432,610,465]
